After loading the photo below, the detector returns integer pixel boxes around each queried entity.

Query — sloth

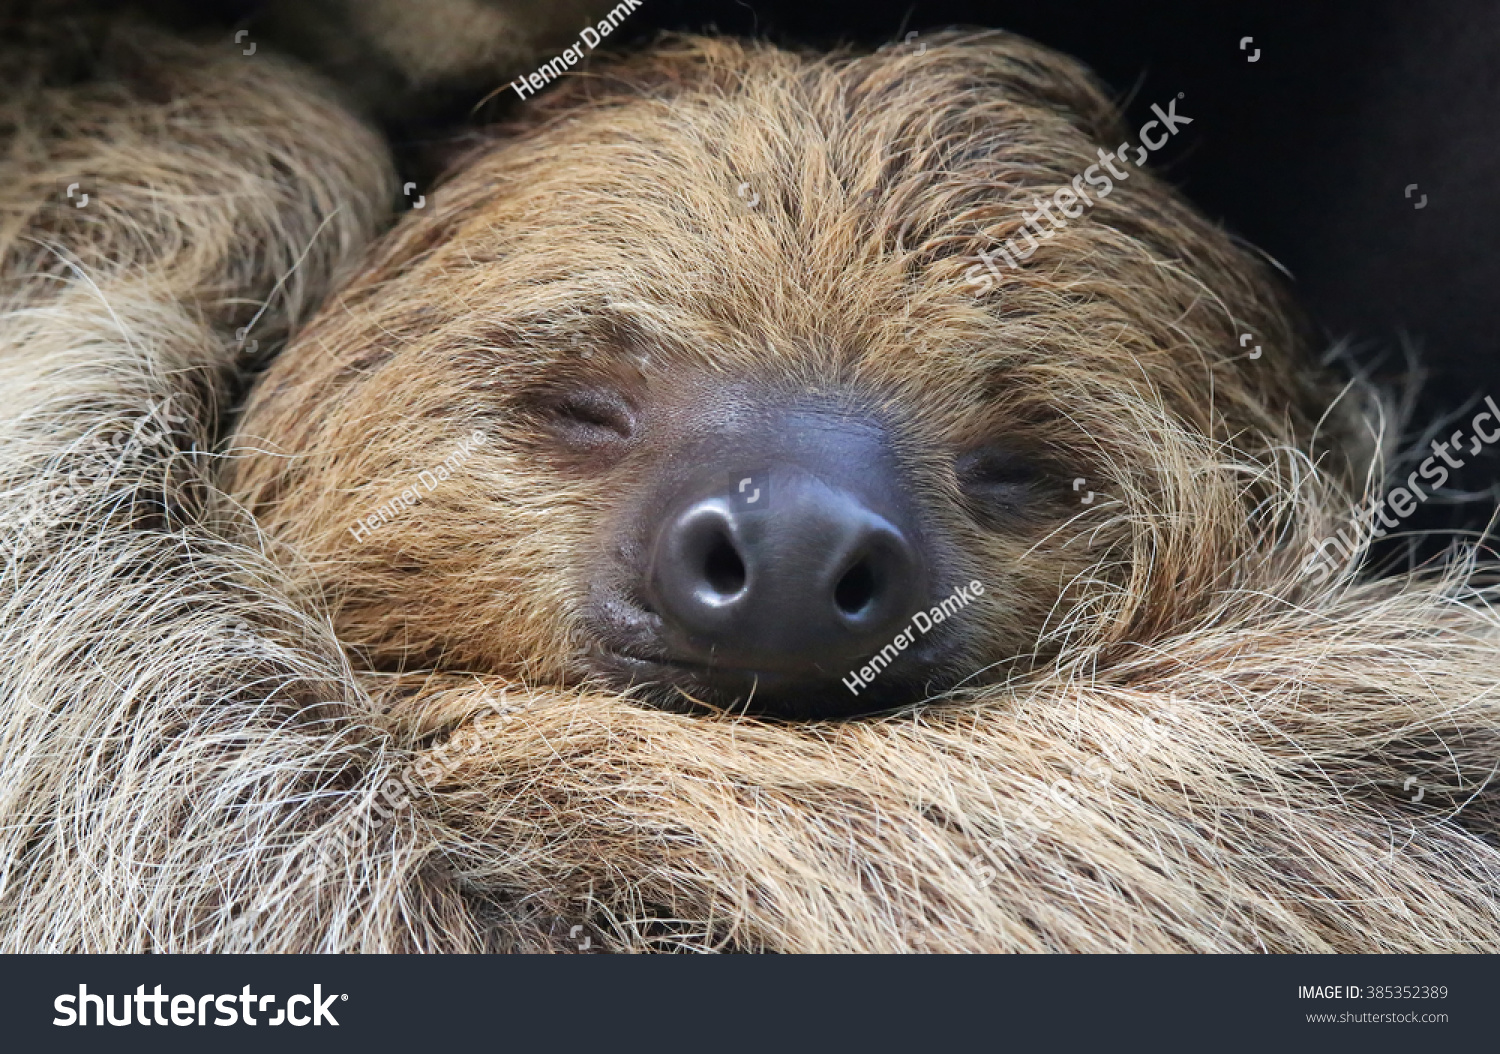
[4,13,1500,952]
[225,33,1353,720]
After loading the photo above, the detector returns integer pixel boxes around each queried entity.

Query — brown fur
[228,35,1360,686]
[3,18,1498,952]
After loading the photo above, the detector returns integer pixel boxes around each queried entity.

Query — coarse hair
[1,18,1497,952]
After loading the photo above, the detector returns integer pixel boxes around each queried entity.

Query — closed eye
[955,446,1051,526]
[536,387,636,446]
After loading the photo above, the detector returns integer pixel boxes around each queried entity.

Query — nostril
[834,557,878,617]
[702,531,747,598]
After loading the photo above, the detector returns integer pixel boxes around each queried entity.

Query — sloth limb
[0,16,478,952]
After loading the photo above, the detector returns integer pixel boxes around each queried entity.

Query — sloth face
[521,367,1079,719]
[230,34,1333,719]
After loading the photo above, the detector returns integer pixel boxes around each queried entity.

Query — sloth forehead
[404,125,1202,385]
[336,36,1293,448]
[417,42,1145,298]
[437,116,1116,286]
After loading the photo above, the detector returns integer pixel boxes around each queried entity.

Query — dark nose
[645,465,930,694]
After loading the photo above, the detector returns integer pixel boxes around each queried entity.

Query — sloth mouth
[595,647,716,676]
[582,580,967,719]
[592,645,802,689]
[586,642,953,720]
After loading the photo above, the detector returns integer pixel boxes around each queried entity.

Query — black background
[4,953,1495,1050]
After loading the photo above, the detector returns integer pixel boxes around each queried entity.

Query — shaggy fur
[2,18,1499,952]
[227,36,1362,686]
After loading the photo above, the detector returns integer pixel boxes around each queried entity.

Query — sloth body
[2,15,1499,952]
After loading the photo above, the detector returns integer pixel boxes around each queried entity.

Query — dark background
[129,0,1500,553]
[5,953,1496,1050]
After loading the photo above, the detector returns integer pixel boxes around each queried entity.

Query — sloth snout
[601,401,952,719]
[646,466,929,677]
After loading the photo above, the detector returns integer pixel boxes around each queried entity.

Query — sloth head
[228,32,1347,719]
